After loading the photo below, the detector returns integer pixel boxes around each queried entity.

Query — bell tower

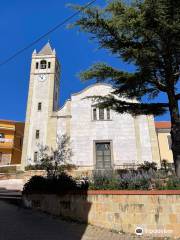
[21,42,60,167]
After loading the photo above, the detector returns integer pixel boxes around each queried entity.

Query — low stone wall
[23,190,180,239]
[23,170,46,183]
[0,170,46,182]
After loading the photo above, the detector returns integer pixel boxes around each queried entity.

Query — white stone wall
[24,51,59,165]
[138,115,153,163]
[57,83,156,168]
[26,74,50,162]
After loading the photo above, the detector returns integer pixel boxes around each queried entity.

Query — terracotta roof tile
[155,121,171,129]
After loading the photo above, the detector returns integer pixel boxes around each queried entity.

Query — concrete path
[0,200,142,240]
[0,179,23,191]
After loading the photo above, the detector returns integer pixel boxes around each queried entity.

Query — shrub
[89,170,154,190]
[118,171,153,190]
[23,169,180,193]
[138,161,157,172]
[155,176,180,190]
[23,176,47,194]
[57,164,77,173]
[25,164,45,171]
[88,169,180,190]
[25,164,77,173]
[89,170,118,190]
[89,175,119,190]
[0,166,18,173]
[23,173,83,194]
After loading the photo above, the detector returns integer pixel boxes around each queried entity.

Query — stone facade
[23,191,180,239]
[57,84,160,169]
[22,43,160,170]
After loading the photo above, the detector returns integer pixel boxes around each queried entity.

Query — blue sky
[0,0,171,122]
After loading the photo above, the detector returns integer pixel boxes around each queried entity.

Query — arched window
[40,60,47,69]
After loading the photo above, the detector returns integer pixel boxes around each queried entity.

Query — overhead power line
[0,0,97,67]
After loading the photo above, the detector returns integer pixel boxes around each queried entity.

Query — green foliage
[160,159,174,173]
[23,170,180,193]
[25,164,45,171]
[89,172,119,190]
[155,176,180,190]
[57,164,77,173]
[72,0,180,177]
[138,161,157,172]
[32,134,73,177]
[165,177,180,190]
[0,166,19,174]
[88,168,180,190]
[23,176,47,194]
[25,163,76,174]
[72,0,180,115]
[89,170,153,190]
[23,173,80,195]
[161,159,169,172]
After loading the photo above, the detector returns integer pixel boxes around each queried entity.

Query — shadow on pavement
[0,190,91,240]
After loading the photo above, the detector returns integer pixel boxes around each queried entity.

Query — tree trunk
[167,89,180,177]
[171,121,180,177]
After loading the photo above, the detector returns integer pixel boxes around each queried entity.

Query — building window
[40,60,47,69]
[107,108,110,120]
[36,62,39,69]
[96,142,111,169]
[0,152,2,162]
[35,130,40,139]
[38,102,42,111]
[99,108,104,120]
[34,152,38,162]
[0,133,4,138]
[48,62,51,68]
[19,138,22,147]
[0,133,4,142]
[167,135,172,149]
[92,107,111,121]
[93,108,97,120]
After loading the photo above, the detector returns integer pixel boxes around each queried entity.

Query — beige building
[0,120,24,166]
[155,121,173,165]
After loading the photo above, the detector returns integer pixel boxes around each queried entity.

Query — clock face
[38,74,46,82]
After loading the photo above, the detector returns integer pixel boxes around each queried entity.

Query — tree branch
[175,93,180,100]
[86,95,169,116]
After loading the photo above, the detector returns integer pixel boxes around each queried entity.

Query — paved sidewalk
[0,200,145,240]
[0,179,23,191]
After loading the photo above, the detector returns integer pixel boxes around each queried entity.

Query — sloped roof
[0,119,24,124]
[38,42,54,55]
[71,83,113,96]
[155,121,171,129]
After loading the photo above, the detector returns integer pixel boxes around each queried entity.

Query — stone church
[21,43,161,170]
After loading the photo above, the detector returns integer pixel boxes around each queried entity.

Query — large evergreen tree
[72,0,180,177]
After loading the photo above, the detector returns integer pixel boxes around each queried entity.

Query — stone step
[0,189,22,200]
[0,189,21,193]
[0,195,22,200]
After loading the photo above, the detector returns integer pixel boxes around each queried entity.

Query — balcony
[0,126,15,131]
[0,138,14,149]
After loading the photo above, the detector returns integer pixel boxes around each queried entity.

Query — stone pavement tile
[81,225,140,240]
